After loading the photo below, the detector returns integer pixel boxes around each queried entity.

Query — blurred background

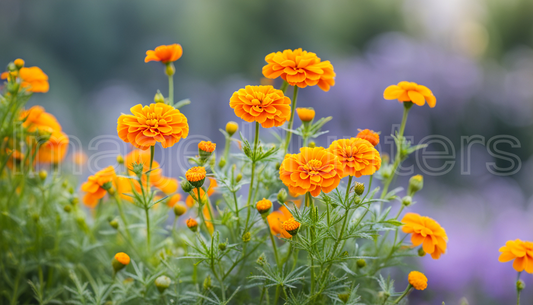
[1,0,533,303]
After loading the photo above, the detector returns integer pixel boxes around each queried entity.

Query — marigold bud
[256,198,272,215]
[401,196,412,207]
[14,58,24,69]
[308,141,316,148]
[154,91,165,104]
[225,121,239,137]
[338,293,350,303]
[418,247,426,257]
[181,180,194,193]
[296,108,315,122]
[109,219,119,229]
[173,203,187,217]
[165,62,175,76]
[235,173,242,183]
[277,188,288,204]
[356,259,366,268]
[218,158,226,168]
[7,62,16,72]
[408,175,424,196]
[112,252,130,273]
[38,170,48,181]
[256,253,267,266]
[186,218,198,232]
[517,280,525,292]
[185,167,206,188]
[71,197,79,205]
[353,182,364,196]
[408,271,428,290]
[116,154,124,164]
[242,232,251,243]
[282,218,300,236]
[203,275,212,290]
[63,205,72,213]
[131,163,144,177]
[155,275,171,293]
[218,243,227,251]
[107,187,116,196]
[198,141,216,160]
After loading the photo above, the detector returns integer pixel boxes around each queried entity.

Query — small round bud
[282,218,300,236]
[277,188,288,204]
[185,167,206,188]
[155,275,172,293]
[235,173,242,183]
[198,141,216,160]
[338,293,350,303]
[225,121,239,137]
[7,82,19,94]
[68,186,75,194]
[218,243,227,251]
[353,182,364,196]
[203,275,212,290]
[275,162,281,170]
[38,170,48,181]
[62,180,69,188]
[186,218,198,232]
[116,155,124,164]
[242,232,251,243]
[517,280,525,292]
[181,180,194,193]
[102,181,113,191]
[173,204,187,217]
[256,253,267,266]
[418,247,426,257]
[14,59,24,69]
[165,63,175,76]
[154,91,165,104]
[63,205,72,213]
[218,158,226,168]
[356,259,366,268]
[296,108,315,122]
[401,196,412,207]
[7,62,17,72]
[71,197,79,205]
[109,219,119,229]
[256,198,272,215]
[107,187,116,196]
[112,252,130,273]
[408,175,424,196]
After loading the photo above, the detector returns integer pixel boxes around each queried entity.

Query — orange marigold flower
[114,252,131,265]
[167,193,181,208]
[2,66,50,93]
[328,138,381,178]
[229,85,291,128]
[20,105,62,132]
[408,271,428,290]
[262,49,336,91]
[198,141,216,153]
[186,166,206,183]
[256,198,272,214]
[296,108,315,122]
[81,166,116,208]
[356,129,380,147]
[35,129,69,164]
[186,218,198,232]
[402,213,448,259]
[499,239,533,273]
[279,147,343,197]
[124,150,178,194]
[117,103,189,150]
[267,206,293,238]
[282,217,300,236]
[383,81,436,108]
[145,44,183,64]
[203,204,214,234]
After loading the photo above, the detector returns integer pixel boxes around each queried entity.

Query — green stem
[266,219,281,270]
[113,193,132,240]
[280,80,289,93]
[244,122,260,231]
[392,284,412,304]
[233,191,241,233]
[331,176,353,256]
[223,137,230,166]
[283,86,299,154]
[168,73,174,106]
[205,198,216,233]
[145,208,151,251]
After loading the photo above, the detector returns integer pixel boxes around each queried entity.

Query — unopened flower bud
[296,107,315,122]
[235,173,242,183]
[277,188,288,204]
[112,252,130,273]
[381,153,390,164]
[71,197,79,205]
[225,121,238,137]
[256,253,267,266]
[107,187,116,196]
[185,167,206,188]
[256,198,272,215]
[109,219,119,229]
[282,218,300,236]
[338,293,350,303]
[165,62,175,76]
[14,59,24,69]
[203,275,212,290]
[181,180,194,193]
[7,62,16,72]
[116,154,124,164]
[63,205,72,213]
[38,170,48,181]
[218,158,226,168]
[353,182,364,196]
[242,232,251,243]
[155,275,171,293]
[418,247,426,257]
[401,196,412,207]
[173,203,187,217]
[308,141,316,148]
[218,243,227,251]
[154,91,165,104]
[408,175,424,196]
[186,218,198,232]
[356,259,366,268]
[517,280,525,292]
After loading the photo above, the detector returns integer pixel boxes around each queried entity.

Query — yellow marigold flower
[2,66,50,93]
[186,166,206,185]
[383,81,436,108]
[402,213,448,259]
[35,129,69,164]
[408,271,428,290]
[117,103,189,150]
[225,121,239,136]
[173,203,187,216]
[328,138,381,178]
[229,85,291,128]
[81,166,116,208]
[144,44,183,63]
[114,252,131,265]
[186,218,198,232]
[499,239,533,273]
[282,217,300,236]
[256,198,272,214]
[356,129,379,147]
[279,147,343,197]
[296,108,315,122]
[14,58,24,69]
[262,48,336,91]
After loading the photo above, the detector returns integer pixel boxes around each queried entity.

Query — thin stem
[232,191,241,233]
[392,284,412,304]
[283,86,299,154]
[266,219,281,270]
[113,193,132,240]
[223,137,230,166]
[168,73,174,106]
[145,145,155,251]
[244,122,260,231]
[331,176,353,256]
[280,80,288,93]
[145,207,151,251]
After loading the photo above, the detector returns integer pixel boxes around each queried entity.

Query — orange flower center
[304,159,323,175]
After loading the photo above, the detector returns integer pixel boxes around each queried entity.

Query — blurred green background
[2,0,533,303]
